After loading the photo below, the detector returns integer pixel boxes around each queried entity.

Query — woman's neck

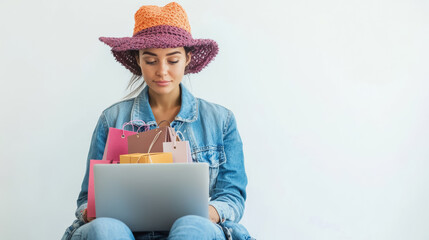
[148,86,181,111]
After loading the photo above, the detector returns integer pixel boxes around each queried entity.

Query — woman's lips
[154,81,171,87]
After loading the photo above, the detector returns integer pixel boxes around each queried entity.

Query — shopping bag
[120,152,173,164]
[127,126,176,154]
[163,131,192,163]
[87,159,116,218]
[102,120,148,162]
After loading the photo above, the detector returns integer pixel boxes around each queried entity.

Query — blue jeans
[70,216,226,240]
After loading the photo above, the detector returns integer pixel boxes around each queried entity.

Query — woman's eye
[145,61,156,65]
[169,60,179,64]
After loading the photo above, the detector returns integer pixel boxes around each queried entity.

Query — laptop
[93,163,209,231]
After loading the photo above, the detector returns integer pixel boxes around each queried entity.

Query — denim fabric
[70,218,134,240]
[69,216,225,240]
[168,215,226,240]
[62,84,253,240]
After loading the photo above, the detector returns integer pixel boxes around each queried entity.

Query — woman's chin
[148,83,179,96]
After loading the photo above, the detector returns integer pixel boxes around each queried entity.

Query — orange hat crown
[133,2,191,36]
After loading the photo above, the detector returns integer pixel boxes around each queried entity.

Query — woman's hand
[209,205,220,223]
[82,208,96,223]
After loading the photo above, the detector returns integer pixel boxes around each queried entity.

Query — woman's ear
[184,52,192,74]
[185,52,192,66]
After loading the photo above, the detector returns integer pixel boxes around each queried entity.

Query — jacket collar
[130,83,198,126]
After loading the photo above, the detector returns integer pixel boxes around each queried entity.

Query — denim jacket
[62,84,253,240]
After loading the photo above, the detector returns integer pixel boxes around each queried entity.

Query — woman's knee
[80,218,134,240]
[169,215,225,239]
[89,218,123,229]
[173,215,208,226]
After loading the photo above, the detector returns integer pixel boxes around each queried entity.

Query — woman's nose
[156,61,168,77]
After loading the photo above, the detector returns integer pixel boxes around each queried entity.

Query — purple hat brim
[99,25,219,75]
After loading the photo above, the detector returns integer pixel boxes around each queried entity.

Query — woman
[62,2,253,240]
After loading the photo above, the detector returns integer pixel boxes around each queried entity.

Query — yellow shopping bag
[120,152,173,164]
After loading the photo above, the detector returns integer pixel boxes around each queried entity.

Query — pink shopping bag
[163,131,192,163]
[102,121,148,162]
[87,159,115,218]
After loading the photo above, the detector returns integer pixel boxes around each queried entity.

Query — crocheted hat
[99,2,219,75]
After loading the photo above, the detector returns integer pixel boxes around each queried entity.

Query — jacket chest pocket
[191,146,226,194]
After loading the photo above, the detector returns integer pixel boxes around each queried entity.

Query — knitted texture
[133,2,191,36]
[99,2,218,75]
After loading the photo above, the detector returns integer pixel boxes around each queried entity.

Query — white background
[1,0,428,239]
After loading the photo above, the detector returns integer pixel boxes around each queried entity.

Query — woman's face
[136,47,191,96]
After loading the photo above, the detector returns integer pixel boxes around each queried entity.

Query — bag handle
[136,124,150,133]
[171,131,186,149]
[157,120,171,127]
[176,131,185,141]
[121,120,148,138]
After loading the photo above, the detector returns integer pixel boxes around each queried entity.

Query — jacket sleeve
[75,112,109,219]
[209,110,248,223]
